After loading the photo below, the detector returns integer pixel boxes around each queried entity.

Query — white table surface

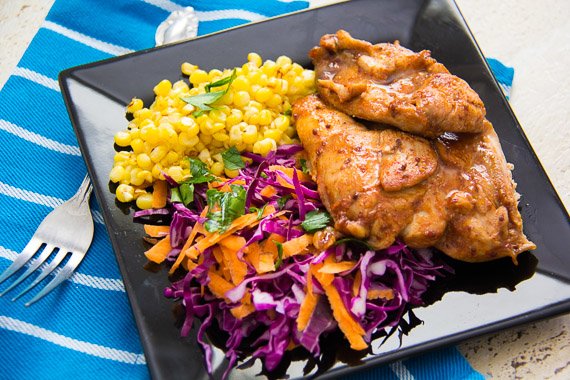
[1,0,568,378]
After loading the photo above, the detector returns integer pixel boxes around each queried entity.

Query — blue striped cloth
[0,1,497,379]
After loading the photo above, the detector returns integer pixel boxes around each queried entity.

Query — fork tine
[25,252,84,307]
[0,238,43,285]
[0,244,57,297]
[11,249,70,301]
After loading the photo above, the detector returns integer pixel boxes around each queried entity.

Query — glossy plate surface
[59,0,570,378]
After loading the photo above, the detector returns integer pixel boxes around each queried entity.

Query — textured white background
[0,0,568,378]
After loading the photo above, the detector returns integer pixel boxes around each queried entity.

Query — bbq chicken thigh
[293,95,535,262]
[310,30,487,138]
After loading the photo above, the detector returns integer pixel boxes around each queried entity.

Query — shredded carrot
[169,207,209,274]
[143,224,170,238]
[207,270,235,299]
[297,291,319,331]
[318,261,357,274]
[352,271,362,297]
[144,234,172,264]
[313,263,368,351]
[230,303,255,319]
[262,233,285,260]
[269,165,311,182]
[259,185,278,198]
[367,288,395,301]
[152,180,168,209]
[258,253,275,273]
[184,205,278,259]
[282,234,313,258]
[245,242,262,273]
[220,245,247,285]
[219,235,246,252]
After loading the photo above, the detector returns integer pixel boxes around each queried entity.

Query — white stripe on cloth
[0,119,81,156]
[0,246,124,292]
[140,0,182,13]
[196,9,266,22]
[390,361,415,379]
[140,0,268,23]
[0,316,145,364]
[42,21,133,56]
[12,67,60,92]
[0,181,104,225]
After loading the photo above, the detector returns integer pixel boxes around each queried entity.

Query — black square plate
[59,0,570,378]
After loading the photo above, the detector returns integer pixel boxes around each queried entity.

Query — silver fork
[0,175,94,306]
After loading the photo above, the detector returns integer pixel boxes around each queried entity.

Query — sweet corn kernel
[114,131,131,147]
[209,110,226,123]
[210,162,225,176]
[276,55,292,67]
[150,145,168,162]
[213,132,229,142]
[254,87,272,103]
[198,149,212,164]
[247,52,263,68]
[233,75,250,91]
[136,153,152,169]
[258,109,272,126]
[130,138,145,154]
[181,62,198,76]
[109,166,125,183]
[189,69,209,85]
[233,91,251,108]
[167,166,185,183]
[264,128,282,141]
[242,124,258,144]
[154,80,172,97]
[136,192,154,209]
[253,138,277,156]
[127,98,143,113]
[224,168,240,178]
[266,94,282,108]
[116,184,135,203]
[274,115,289,131]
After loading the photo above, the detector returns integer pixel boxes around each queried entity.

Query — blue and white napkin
[0,1,505,378]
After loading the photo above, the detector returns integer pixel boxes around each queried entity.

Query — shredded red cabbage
[141,144,451,378]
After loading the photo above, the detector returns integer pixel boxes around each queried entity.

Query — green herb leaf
[181,91,225,112]
[274,241,284,270]
[334,237,374,250]
[277,195,292,210]
[221,146,245,170]
[181,69,237,113]
[301,210,331,233]
[204,184,247,233]
[188,158,216,183]
[205,69,237,93]
[170,187,182,203]
[283,109,292,116]
[300,159,310,175]
[179,182,195,207]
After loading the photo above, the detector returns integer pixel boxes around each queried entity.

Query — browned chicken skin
[293,95,535,262]
[311,30,487,138]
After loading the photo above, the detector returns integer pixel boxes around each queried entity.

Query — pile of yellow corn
[109,53,315,208]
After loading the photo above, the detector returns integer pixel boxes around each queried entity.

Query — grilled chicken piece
[293,95,535,262]
[310,30,487,138]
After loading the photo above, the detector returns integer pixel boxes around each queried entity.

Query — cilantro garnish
[301,210,331,233]
[204,184,247,233]
[274,241,284,270]
[221,146,245,170]
[188,158,216,183]
[181,69,236,116]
